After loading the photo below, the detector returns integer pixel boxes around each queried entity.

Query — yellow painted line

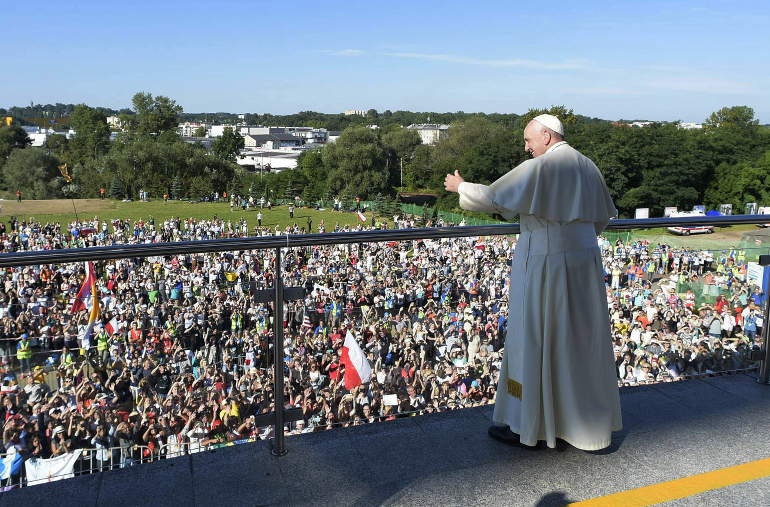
[564,457,770,507]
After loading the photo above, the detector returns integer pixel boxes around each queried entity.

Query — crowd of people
[0,211,765,481]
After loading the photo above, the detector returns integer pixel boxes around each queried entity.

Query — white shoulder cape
[459,143,617,233]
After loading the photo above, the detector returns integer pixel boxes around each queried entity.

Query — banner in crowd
[664,207,678,217]
[746,203,758,215]
[693,205,706,214]
[25,452,80,486]
[634,208,649,219]
[720,204,733,216]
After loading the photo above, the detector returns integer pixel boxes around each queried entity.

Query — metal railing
[1,215,768,458]
[0,446,153,488]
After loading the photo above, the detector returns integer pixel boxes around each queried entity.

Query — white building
[288,127,328,147]
[677,122,703,130]
[407,124,449,145]
[22,127,76,147]
[344,110,366,116]
[106,116,123,129]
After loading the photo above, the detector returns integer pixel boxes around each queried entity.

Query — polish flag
[71,261,97,314]
[475,237,486,249]
[104,317,119,335]
[357,211,366,222]
[340,330,372,389]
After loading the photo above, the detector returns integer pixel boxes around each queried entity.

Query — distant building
[244,133,303,150]
[288,127,328,147]
[327,131,342,143]
[407,124,449,145]
[677,122,703,130]
[106,116,123,129]
[344,110,366,116]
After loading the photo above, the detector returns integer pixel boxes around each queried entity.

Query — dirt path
[1,199,115,217]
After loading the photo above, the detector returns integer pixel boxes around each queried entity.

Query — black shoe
[488,425,542,450]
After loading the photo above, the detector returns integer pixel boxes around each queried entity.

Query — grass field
[1,199,392,232]
[0,199,763,253]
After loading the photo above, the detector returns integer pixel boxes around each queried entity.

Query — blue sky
[2,1,768,122]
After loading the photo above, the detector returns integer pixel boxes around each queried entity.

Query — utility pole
[400,157,403,189]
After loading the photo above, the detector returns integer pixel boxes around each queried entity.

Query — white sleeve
[458,182,513,217]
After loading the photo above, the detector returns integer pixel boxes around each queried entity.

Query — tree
[211,127,244,162]
[284,180,297,203]
[0,125,32,167]
[322,126,388,199]
[249,181,258,199]
[44,134,69,160]
[296,151,326,203]
[193,126,207,137]
[188,176,211,200]
[108,177,125,199]
[1,148,63,198]
[69,104,111,166]
[171,175,183,200]
[705,149,770,211]
[704,106,759,133]
[123,92,183,138]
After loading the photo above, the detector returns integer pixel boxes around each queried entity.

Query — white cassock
[459,141,622,450]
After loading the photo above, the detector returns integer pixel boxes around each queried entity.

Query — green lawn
[3,199,390,232]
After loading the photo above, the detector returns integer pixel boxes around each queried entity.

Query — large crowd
[0,209,765,481]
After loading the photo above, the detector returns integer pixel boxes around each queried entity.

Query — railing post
[271,246,288,456]
[758,289,770,386]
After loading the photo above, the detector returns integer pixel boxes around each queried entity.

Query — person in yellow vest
[17,333,33,374]
[231,311,242,338]
[59,345,74,370]
[737,249,746,265]
[96,328,110,363]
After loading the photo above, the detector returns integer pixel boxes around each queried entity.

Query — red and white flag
[340,330,372,389]
[104,317,118,335]
[357,211,366,222]
[71,262,97,314]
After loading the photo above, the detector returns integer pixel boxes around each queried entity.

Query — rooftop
[4,371,769,507]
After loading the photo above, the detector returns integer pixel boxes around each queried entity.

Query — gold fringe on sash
[507,378,522,400]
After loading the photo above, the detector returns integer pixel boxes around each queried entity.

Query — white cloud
[641,77,754,94]
[316,49,364,56]
[380,51,590,70]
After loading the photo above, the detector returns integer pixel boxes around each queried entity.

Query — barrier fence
[0,214,768,467]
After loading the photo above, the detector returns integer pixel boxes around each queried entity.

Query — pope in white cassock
[445,114,622,451]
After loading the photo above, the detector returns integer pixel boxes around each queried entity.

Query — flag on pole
[78,263,101,346]
[71,261,96,314]
[301,308,313,335]
[104,317,118,335]
[0,451,23,480]
[357,211,366,222]
[58,163,72,183]
[340,330,372,389]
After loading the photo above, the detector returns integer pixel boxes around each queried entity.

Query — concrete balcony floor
[2,371,769,507]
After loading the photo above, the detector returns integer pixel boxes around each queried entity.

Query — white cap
[533,114,565,136]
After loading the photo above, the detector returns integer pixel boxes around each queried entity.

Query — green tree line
[1,97,769,219]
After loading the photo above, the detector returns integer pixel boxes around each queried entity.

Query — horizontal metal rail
[0,215,766,268]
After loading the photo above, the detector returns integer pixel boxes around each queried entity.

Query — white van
[667,211,714,236]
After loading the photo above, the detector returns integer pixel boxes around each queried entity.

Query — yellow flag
[58,163,72,182]
[224,272,238,282]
